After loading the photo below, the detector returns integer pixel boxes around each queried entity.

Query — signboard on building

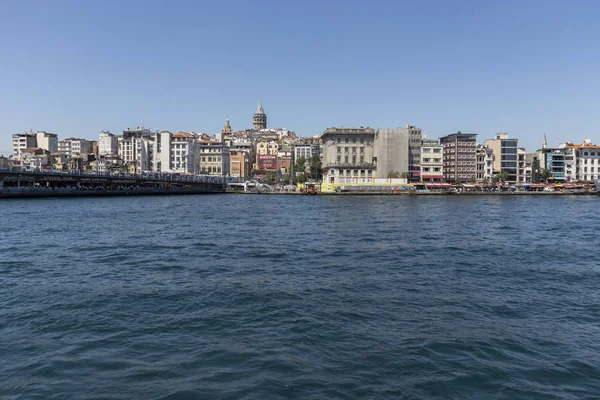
[257,154,277,169]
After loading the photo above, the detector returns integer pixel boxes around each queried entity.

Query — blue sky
[1,0,599,154]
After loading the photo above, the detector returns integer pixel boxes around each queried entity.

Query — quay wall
[0,186,223,199]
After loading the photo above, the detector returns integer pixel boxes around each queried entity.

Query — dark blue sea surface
[2,195,600,399]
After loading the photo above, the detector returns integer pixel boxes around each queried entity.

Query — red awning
[411,172,421,176]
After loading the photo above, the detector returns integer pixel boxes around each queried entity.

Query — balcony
[326,162,376,169]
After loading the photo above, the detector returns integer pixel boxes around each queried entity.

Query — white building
[58,138,92,157]
[420,139,444,182]
[170,132,200,174]
[563,140,600,181]
[476,144,495,182]
[12,133,37,159]
[99,131,118,156]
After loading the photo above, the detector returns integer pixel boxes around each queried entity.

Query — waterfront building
[12,133,37,159]
[375,128,410,179]
[321,127,376,184]
[253,101,267,131]
[198,139,230,175]
[407,126,422,182]
[475,144,494,182]
[35,131,58,153]
[517,148,533,183]
[537,148,566,182]
[118,127,154,170]
[421,139,444,182]
[562,140,600,181]
[484,133,519,182]
[99,131,118,156]
[230,151,248,178]
[170,132,200,174]
[440,132,477,182]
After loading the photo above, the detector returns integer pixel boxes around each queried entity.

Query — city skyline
[1,0,599,154]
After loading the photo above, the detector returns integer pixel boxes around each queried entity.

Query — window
[345,147,349,154]
[360,156,364,163]
[345,156,349,163]
[352,147,356,154]
[434,167,440,172]
[423,167,430,172]
[345,138,348,143]
[360,138,364,144]
[360,147,364,154]
[337,147,341,154]
[353,138,356,143]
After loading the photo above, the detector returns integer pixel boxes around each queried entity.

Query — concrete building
[277,150,292,174]
[99,131,118,156]
[475,144,495,182]
[420,139,444,182]
[199,139,230,175]
[321,127,376,184]
[374,128,409,179]
[118,127,153,169]
[35,131,58,153]
[517,148,533,183]
[0,155,9,170]
[253,101,267,131]
[12,133,37,159]
[563,140,600,181]
[230,151,249,178]
[484,133,519,182]
[407,126,422,182]
[169,132,200,174]
[537,148,566,182]
[58,138,92,157]
[293,143,321,172]
[440,132,478,182]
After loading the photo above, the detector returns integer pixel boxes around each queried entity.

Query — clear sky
[1,0,599,154]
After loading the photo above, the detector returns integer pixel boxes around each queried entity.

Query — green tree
[496,172,510,182]
[308,156,323,181]
[266,173,277,185]
[539,168,552,183]
[293,156,307,173]
[387,171,401,179]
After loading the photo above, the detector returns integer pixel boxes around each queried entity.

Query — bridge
[0,169,228,198]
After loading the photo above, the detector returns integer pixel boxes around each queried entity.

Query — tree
[539,168,552,183]
[293,156,307,174]
[496,172,510,182]
[308,155,323,181]
[387,171,401,179]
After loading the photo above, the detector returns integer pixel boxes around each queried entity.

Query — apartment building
[440,132,477,182]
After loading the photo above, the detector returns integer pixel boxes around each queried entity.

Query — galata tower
[253,101,267,131]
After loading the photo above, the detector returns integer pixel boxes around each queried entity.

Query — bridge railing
[0,168,236,185]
